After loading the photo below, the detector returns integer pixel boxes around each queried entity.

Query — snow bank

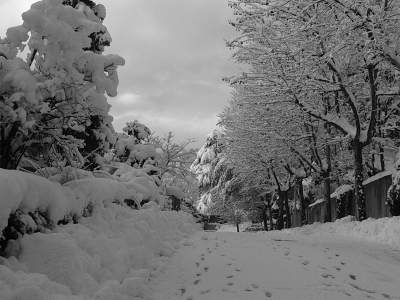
[283,216,400,249]
[0,205,199,299]
[0,168,167,235]
[0,169,75,232]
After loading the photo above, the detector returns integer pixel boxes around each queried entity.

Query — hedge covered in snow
[0,205,198,300]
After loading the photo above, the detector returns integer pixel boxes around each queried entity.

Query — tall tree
[0,0,124,169]
[227,0,400,220]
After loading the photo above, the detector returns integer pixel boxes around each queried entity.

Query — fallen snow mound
[0,205,199,300]
[283,216,400,249]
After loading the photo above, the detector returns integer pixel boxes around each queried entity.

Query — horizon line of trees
[192,0,400,229]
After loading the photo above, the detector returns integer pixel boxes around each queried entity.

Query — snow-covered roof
[362,170,394,186]
[330,184,353,199]
[308,198,325,208]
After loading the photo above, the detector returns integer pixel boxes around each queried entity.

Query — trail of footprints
[272,241,396,300]
[182,237,272,300]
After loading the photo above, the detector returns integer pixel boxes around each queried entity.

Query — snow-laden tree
[151,132,196,181]
[150,132,198,204]
[0,0,124,170]
[227,0,400,220]
[191,129,228,214]
[220,82,355,224]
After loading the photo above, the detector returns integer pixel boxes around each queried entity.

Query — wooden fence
[290,171,393,225]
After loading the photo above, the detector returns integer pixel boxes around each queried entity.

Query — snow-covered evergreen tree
[0,0,123,170]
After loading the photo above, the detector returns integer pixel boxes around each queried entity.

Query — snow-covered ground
[3,213,400,300]
[149,218,400,300]
[217,222,251,232]
[0,205,199,300]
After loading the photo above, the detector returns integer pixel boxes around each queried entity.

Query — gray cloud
[0,0,240,146]
[105,0,239,145]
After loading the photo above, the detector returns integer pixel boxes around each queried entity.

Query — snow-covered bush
[0,166,167,255]
[0,0,124,170]
[0,203,198,299]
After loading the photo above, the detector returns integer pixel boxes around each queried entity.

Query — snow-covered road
[149,231,400,300]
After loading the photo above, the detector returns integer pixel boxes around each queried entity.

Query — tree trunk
[379,145,385,171]
[282,190,291,228]
[323,173,332,222]
[262,205,268,231]
[323,116,333,222]
[277,192,284,230]
[0,123,21,170]
[236,222,240,232]
[267,196,274,230]
[296,179,306,225]
[353,141,367,221]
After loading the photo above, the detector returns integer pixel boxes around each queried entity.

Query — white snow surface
[0,205,199,300]
[0,169,75,232]
[149,217,400,300]
[283,216,400,249]
[0,168,166,233]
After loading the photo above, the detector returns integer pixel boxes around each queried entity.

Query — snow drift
[0,205,198,300]
[283,216,400,249]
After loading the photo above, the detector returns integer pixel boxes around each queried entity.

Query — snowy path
[149,231,400,300]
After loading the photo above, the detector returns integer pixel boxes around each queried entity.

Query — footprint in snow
[227,282,234,286]
[265,290,272,298]
[235,268,241,272]
[321,273,335,279]
[348,282,376,294]
[200,257,205,261]
[349,274,357,280]
[302,260,310,266]
[342,290,352,297]
[200,289,211,295]
[179,288,186,295]
[196,273,201,277]
[226,275,234,279]
[341,261,346,266]
[244,287,253,292]
[195,262,200,268]
[193,279,201,285]
[204,266,209,272]
[251,283,259,289]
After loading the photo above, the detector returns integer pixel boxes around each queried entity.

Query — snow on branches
[0,0,124,170]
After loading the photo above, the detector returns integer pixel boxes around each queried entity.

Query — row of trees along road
[218,0,400,225]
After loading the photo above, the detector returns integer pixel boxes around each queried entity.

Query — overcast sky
[0,0,239,146]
